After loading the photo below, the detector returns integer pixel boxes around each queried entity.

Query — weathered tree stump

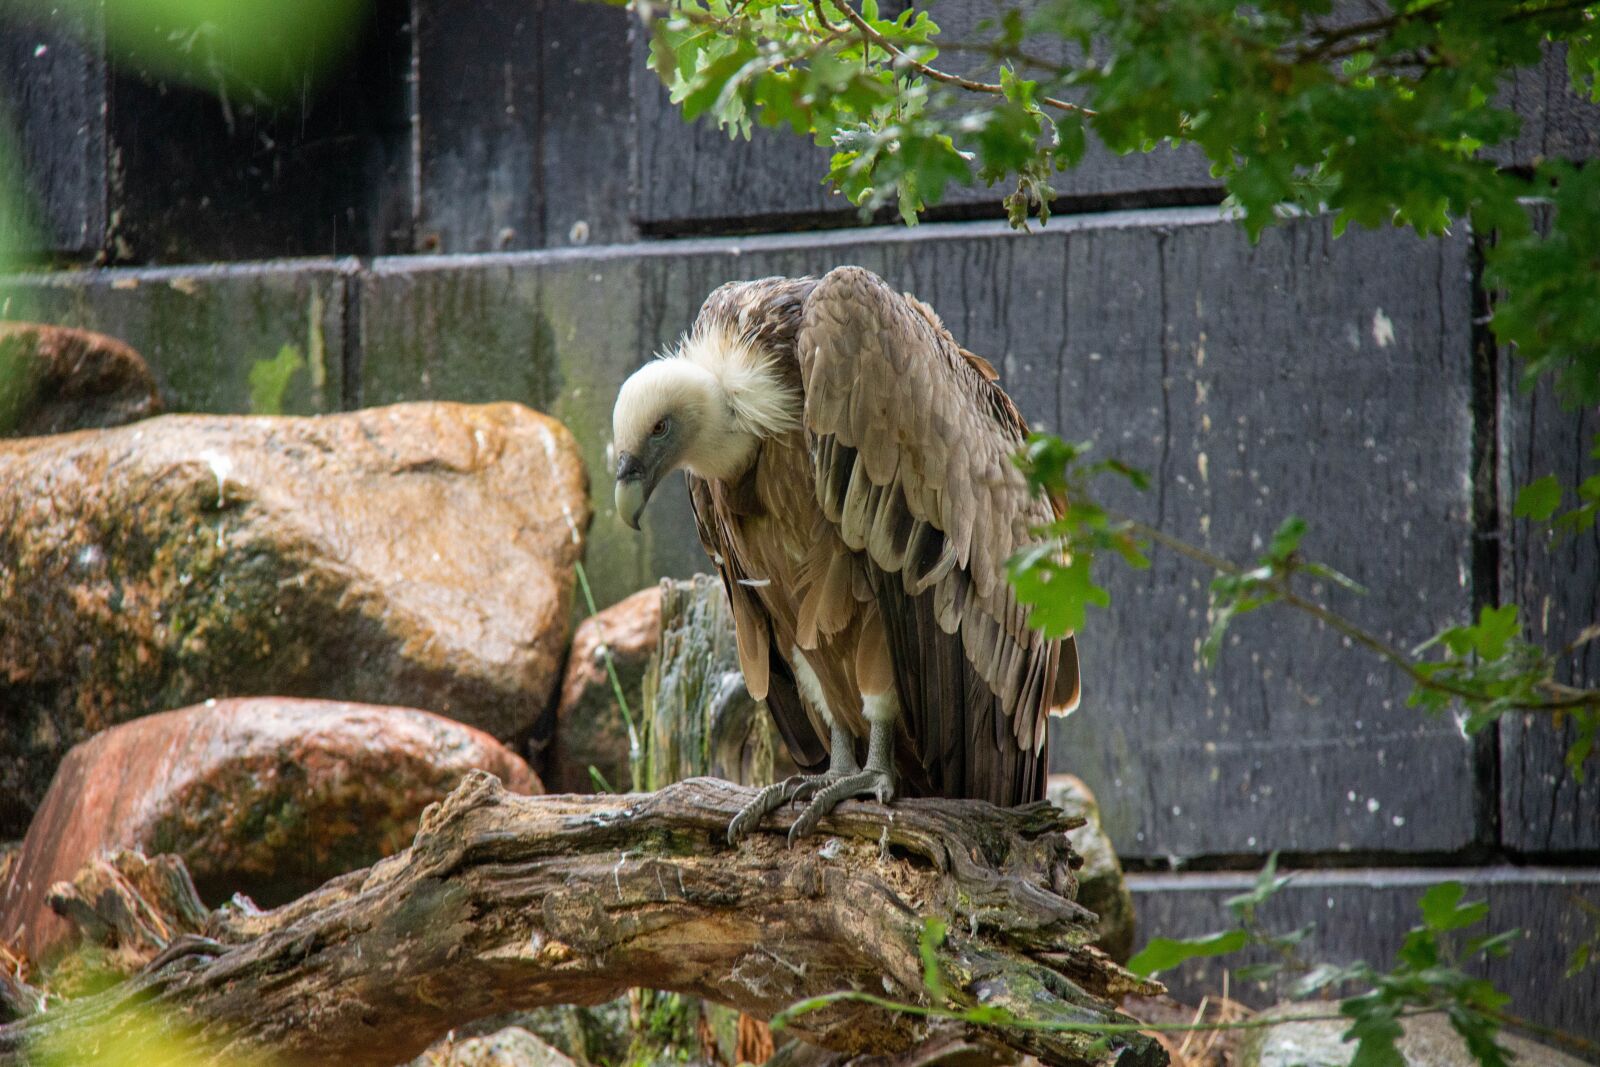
[640,574,797,790]
[637,575,797,1064]
[0,774,1163,1067]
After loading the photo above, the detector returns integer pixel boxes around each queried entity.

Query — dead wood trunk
[0,774,1165,1067]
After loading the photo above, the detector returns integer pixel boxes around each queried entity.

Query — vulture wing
[686,472,831,775]
[798,266,1080,806]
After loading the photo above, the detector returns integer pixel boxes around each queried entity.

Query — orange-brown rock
[0,323,161,437]
[0,402,589,835]
[544,586,660,793]
[0,697,539,966]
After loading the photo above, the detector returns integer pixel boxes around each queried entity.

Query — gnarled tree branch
[0,774,1164,1067]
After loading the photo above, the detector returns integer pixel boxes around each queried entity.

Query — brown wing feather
[798,266,1078,806]
[687,473,828,772]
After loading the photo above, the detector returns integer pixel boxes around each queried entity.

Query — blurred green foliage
[645,0,1598,398]
[0,0,370,285]
[34,0,370,98]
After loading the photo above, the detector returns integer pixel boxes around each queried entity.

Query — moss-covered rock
[0,697,538,967]
[0,402,588,836]
[0,323,161,437]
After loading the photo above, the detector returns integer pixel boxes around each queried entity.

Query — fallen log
[0,773,1165,1067]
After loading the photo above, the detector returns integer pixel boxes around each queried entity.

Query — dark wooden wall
[2,0,1597,1041]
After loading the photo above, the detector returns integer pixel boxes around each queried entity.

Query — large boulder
[0,323,161,437]
[544,586,659,793]
[0,697,539,966]
[0,400,588,836]
[1048,773,1135,964]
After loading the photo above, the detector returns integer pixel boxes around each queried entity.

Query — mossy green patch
[248,343,305,414]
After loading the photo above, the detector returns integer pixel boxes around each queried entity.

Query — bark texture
[0,774,1164,1067]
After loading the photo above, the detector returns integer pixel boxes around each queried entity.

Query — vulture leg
[787,616,898,845]
[727,718,860,844]
[786,711,896,845]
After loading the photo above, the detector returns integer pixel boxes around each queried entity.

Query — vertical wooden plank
[104,2,412,264]
[630,29,839,230]
[414,0,543,253]
[0,5,105,260]
[539,0,638,248]
[1492,44,1600,169]
[1498,370,1600,854]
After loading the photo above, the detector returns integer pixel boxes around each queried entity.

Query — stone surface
[0,322,161,437]
[412,1026,578,1067]
[1047,773,1135,964]
[1129,867,1600,1044]
[0,401,588,836]
[545,586,659,794]
[1240,1002,1591,1067]
[0,697,539,965]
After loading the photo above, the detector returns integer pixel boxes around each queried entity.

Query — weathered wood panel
[538,1,638,249]
[414,0,543,253]
[0,2,411,264]
[1492,44,1600,169]
[629,25,1220,234]
[0,7,105,259]
[1498,369,1600,854]
[1031,213,1479,861]
[357,211,1477,860]
[1130,866,1600,1043]
[0,260,351,415]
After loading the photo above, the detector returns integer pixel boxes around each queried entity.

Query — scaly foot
[787,767,894,846]
[728,772,844,844]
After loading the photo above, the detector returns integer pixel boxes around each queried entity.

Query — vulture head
[611,322,799,529]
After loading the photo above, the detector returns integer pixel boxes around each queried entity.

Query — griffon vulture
[612,267,1079,842]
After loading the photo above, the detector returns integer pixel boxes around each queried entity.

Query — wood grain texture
[1129,866,1600,1044]
[628,15,1221,234]
[415,0,543,253]
[0,774,1164,1067]
[1498,364,1600,854]
[0,6,106,259]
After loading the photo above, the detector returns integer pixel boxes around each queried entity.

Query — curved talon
[787,769,895,847]
[728,773,835,844]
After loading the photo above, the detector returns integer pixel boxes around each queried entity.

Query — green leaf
[1419,882,1489,933]
[1126,929,1248,977]
[1514,475,1563,521]
[1225,852,1293,915]
[1342,999,1406,1067]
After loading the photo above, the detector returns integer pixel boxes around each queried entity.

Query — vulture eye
[650,417,670,438]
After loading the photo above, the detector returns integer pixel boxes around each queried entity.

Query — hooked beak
[614,451,653,531]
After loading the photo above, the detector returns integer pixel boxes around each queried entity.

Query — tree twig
[830,1,1095,116]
